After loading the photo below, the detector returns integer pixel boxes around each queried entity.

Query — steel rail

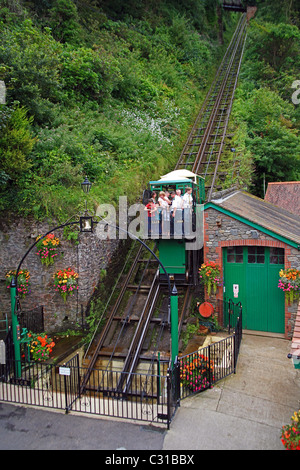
[192,16,247,177]
[175,14,245,171]
[81,244,143,391]
[206,24,248,200]
[82,15,248,394]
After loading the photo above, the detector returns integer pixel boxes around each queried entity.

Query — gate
[0,310,242,427]
[179,309,242,400]
[0,353,177,428]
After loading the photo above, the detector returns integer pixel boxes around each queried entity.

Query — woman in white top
[158,191,169,208]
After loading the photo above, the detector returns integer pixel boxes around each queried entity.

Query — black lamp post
[79,176,95,233]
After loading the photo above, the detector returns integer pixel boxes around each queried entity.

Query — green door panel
[223,246,285,334]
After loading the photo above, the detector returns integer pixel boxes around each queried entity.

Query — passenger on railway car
[158,191,171,236]
[151,191,158,204]
[170,191,184,236]
[183,187,193,208]
[173,190,184,214]
[164,190,171,205]
[158,191,168,208]
[144,198,157,237]
[183,187,193,235]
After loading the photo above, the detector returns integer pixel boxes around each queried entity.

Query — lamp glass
[80,216,93,233]
[81,177,92,194]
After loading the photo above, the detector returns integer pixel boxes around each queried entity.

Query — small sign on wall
[233,284,239,298]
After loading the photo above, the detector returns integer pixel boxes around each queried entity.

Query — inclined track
[176,13,247,200]
[82,14,248,394]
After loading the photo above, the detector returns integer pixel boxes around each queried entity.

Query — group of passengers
[144,187,193,236]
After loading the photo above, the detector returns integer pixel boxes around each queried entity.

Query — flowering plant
[27,332,55,362]
[5,269,31,299]
[53,267,79,302]
[199,261,221,296]
[278,268,300,304]
[180,353,214,393]
[281,410,300,450]
[36,233,60,266]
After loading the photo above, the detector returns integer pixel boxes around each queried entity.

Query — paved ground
[0,333,299,451]
[163,333,300,450]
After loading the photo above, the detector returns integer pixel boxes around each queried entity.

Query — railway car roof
[150,177,194,185]
[159,170,202,182]
[207,190,300,247]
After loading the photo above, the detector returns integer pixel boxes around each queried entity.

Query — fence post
[167,372,171,430]
[64,372,69,413]
[76,353,81,400]
[208,344,213,388]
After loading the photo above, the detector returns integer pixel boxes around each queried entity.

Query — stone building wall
[0,216,118,333]
[203,207,300,339]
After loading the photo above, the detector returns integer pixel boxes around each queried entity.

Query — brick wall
[204,207,300,338]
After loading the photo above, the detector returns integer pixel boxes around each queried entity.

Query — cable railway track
[81,14,247,396]
[176,13,247,200]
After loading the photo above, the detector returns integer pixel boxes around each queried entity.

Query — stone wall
[0,216,118,333]
[203,207,300,338]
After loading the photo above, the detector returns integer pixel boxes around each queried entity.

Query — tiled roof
[265,182,300,217]
[210,190,300,246]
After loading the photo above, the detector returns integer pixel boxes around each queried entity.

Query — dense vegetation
[0,0,299,220]
[226,0,300,196]
[0,0,234,221]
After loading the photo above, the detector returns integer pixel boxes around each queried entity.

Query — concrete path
[163,333,300,450]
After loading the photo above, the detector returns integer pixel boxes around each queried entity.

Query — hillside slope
[0,0,234,221]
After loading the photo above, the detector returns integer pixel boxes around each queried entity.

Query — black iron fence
[20,306,44,333]
[178,309,243,400]
[0,354,176,428]
[0,305,242,427]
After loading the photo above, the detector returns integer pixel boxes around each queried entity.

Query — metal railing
[178,309,243,400]
[20,306,44,333]
[0,308,242,428]
[0,354,176,428]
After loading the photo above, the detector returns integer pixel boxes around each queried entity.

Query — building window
[227,246,243,263]
[248,246,265,264]
[270,247,284,264]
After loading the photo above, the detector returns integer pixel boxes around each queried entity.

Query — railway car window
[270,248,284,264]
[227,246,243,263]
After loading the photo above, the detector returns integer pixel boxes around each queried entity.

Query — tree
[0,105,36,183]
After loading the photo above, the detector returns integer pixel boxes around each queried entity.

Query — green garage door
[223,246,285,333]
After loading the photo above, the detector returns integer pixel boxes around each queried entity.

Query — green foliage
[0,19,64,124]
[0,105,35,182]
[0,0,227,220]
[49,0,82,44]
[227,11,300,198]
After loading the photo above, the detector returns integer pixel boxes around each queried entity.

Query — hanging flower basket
[53,267,79,302]
[5,269,31,299]
[36,233,60,266]
[199,261,221,297]
[278,268,300,304]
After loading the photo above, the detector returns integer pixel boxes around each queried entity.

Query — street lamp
[81,176,92,194]
[10,176,179,382]
[80,176,94,233]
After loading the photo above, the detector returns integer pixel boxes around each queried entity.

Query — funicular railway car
[143,170,205,285]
